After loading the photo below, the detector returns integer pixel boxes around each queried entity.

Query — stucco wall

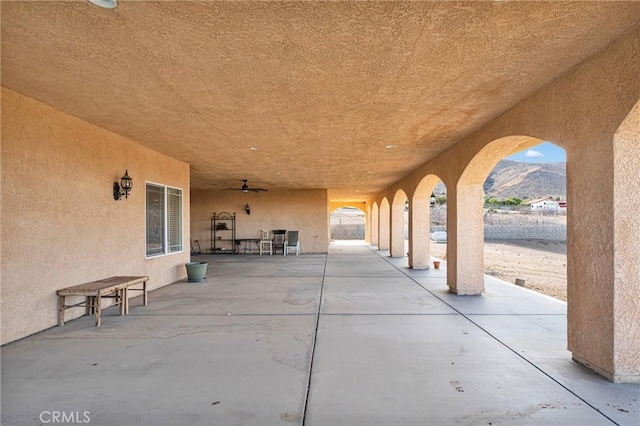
[1,88,190,345]
[369,25,640,381]
[612,100,640,381]
[191,189,329,254]
[329,201,366,213]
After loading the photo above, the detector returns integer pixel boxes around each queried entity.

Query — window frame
[145,181,184,258]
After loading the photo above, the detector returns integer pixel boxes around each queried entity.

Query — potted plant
[185,261,208,282]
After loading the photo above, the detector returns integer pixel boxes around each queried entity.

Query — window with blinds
[146,183,183,257]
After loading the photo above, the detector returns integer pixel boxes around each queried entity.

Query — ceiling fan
[224,179,268,193]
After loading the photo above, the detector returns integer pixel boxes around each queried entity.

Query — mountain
[482,159,566,200]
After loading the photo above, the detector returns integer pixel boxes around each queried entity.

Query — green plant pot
[185,261,208,282]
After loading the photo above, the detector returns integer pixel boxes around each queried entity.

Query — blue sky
[505,141,566,163]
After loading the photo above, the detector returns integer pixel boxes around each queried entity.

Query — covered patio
[2,4,640,418]
[2,242,637,425]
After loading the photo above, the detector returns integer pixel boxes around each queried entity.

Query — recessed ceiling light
[250,147,259,151]
[385,144,397,149]
[355,190,360,192]
[88,0,117,9]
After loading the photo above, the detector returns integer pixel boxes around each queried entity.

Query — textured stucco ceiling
[2,1,640,200]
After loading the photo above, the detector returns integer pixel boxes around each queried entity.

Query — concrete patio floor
[2,241,638,425]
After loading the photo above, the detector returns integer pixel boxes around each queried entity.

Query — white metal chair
[259,229,272,255]
[284,231,300,256]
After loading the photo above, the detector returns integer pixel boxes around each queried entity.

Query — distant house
[525,196,560,212]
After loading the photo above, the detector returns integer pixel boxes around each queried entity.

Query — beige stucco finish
[611,101,640,382]
[1,1,639,383]
[1,89,191,345]
[329,201,366,214]
[2,1,640,200]
[409,175,442,270]
[191,189,329,254]
[369,26,640,382]
[390,190,407,258]
[370,203,379,246]
[378,199,390,251]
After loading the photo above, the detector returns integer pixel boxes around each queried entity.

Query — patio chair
[273,230,286,254]
[259,229,273,255]
[284,231,300,256]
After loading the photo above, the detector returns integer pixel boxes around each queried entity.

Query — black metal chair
[273,230,286,254]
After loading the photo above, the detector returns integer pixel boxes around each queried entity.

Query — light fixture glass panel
[88,0,117,9]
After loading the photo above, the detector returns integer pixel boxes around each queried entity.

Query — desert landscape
[429,239,567,301]
[332,207,568,302]
[429,209,568,301]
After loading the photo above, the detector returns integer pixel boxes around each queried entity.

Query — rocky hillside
[483,159,566,200]
[433,160,566,199]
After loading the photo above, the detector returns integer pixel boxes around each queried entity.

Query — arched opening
[390,190,408,258]
[330,206,366,241]
[428,182,447,266]
[453,135,546,294]
[378,198,390,251]
[482,141,568,301]
[411,174,446,269]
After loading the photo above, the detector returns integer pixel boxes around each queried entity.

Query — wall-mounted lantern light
[113,170,133,200]
[244,204,251,215]
[430,192,437,207]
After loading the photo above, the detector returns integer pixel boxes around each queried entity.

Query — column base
[572,354,640,383]
[448,286,483,296]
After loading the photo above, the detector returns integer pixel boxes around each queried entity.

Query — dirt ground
[430,240,568,301]
[331,208,568,302]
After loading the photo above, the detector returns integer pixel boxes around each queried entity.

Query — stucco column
[567,141,616,381]
[378,204,390,251]
[365,205,371,243]
[409,197,430,269]
[390,200,405,257]
[371,206,379,246]
[611,103,640,383]
[568,105,640,383]
[447,184,484,295]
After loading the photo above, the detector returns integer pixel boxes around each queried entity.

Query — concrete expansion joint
[373,249,635,421]
[301,252,329,425]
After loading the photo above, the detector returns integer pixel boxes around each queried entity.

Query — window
[146,183,183,257]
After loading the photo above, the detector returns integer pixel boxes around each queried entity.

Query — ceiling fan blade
[219,179,267,192]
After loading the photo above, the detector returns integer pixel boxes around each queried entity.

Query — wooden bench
[57,276,149,327]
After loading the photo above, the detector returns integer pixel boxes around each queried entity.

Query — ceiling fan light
[88,0,118,9]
